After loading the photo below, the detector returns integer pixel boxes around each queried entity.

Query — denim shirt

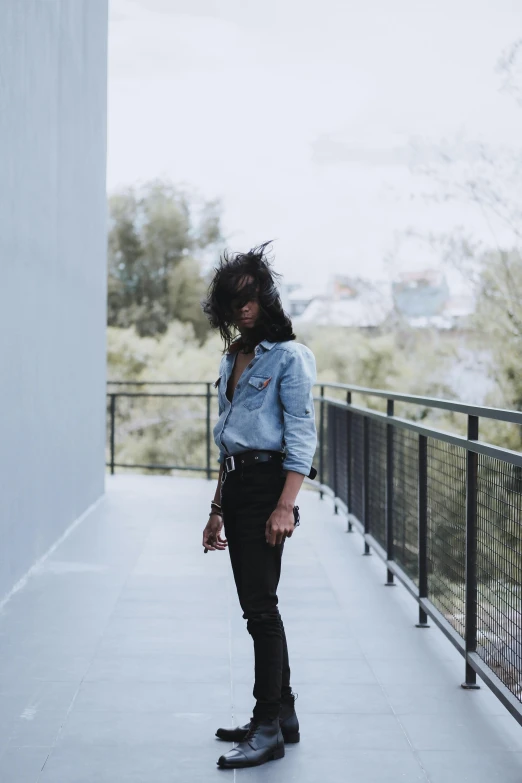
[213,339,317,476]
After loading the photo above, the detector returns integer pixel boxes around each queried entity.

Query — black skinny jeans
[220,460,294,721]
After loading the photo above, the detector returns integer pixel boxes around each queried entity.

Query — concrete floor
[1,474,522,782]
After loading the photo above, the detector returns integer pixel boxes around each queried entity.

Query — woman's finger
[203,530,227,551]
[204,532,216,549]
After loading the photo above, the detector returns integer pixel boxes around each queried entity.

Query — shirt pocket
[244,375,272,411]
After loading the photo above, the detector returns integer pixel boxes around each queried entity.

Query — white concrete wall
[0,1,108,599]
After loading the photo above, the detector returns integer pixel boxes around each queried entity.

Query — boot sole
[217,745,285,768]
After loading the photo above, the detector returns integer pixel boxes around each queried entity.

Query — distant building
[285,269,474,331]
[392,269,450,318]
[294,276,392,329]
[285,284,323,318]
[329,275,359,300]
[443,295,475,322]
[391,270,475,329]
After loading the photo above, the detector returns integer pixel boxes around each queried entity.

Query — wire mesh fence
[367,418,387,550]
[350,413,365,523]
[326,405,349,507]
[335,407,349,507]
[476,455,522,700]
[317,384,522,723]
[393,428,419,583]
[319,393,329,489]
[427,439,467,637]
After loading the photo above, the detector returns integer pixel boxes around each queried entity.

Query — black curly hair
[202,241,295,353]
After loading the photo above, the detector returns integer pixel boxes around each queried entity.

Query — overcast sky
[108,0,522,288]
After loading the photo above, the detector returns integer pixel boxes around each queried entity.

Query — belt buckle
[224,455,235,472]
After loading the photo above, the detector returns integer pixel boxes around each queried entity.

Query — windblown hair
[202,241,295,353]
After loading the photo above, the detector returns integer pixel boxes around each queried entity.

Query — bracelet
[209,510,223,518]
[210,501,222,512]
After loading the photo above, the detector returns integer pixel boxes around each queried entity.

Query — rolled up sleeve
[217,394,225,464]
[279,347,317,475]
[216,358,226,464]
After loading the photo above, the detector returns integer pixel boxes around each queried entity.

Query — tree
[107,179,222,339]
[167,256,210,343]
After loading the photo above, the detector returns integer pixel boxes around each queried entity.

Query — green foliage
[107,179,222,340]
[107,321,223,382]
[167,256,211,343]
[297,324,458,427]
[107,323,224,476]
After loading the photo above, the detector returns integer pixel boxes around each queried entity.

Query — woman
[201,242,317,769]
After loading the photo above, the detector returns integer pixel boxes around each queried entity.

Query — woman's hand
[266,470,304,547]
[266,505,295,547]
[202,512,228,552]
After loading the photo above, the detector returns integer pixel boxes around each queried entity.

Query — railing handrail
[107,380,210,386]
[314,395,522,467]
[316,382,522,425]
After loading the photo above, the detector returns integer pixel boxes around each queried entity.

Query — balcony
[1,380,522,780]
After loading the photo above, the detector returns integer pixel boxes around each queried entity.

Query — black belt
[223,450,317,480]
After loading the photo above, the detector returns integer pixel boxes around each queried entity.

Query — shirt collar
[227,338,276,356]
[258,339,276,351]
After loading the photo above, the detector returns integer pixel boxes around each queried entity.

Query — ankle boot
[279,690,300,742]
[217,717,285,769]
[215,690,300,744]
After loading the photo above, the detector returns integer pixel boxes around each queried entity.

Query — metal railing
[315,382,522,727]
[106,381,217,479]
[106,379,522,725]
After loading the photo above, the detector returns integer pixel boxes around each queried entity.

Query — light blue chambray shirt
[213,339,317,476]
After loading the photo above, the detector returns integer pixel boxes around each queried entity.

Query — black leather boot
[279,690,300,742]
[216,717,284,769]
[215,691,300,744]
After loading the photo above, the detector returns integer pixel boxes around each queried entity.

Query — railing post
[385,399,395,585]
[346,391,353,532]
[332,407,338,514]
[363,416,371,555]
[206,382,211,480]
[319,385,325,499]
[462,414,480,689]
[109,394,116,475]
[416,434,430,627]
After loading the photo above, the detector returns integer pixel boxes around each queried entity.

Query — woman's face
[230,275,260,330]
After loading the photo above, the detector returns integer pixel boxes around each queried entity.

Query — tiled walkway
[1,475,522,782]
